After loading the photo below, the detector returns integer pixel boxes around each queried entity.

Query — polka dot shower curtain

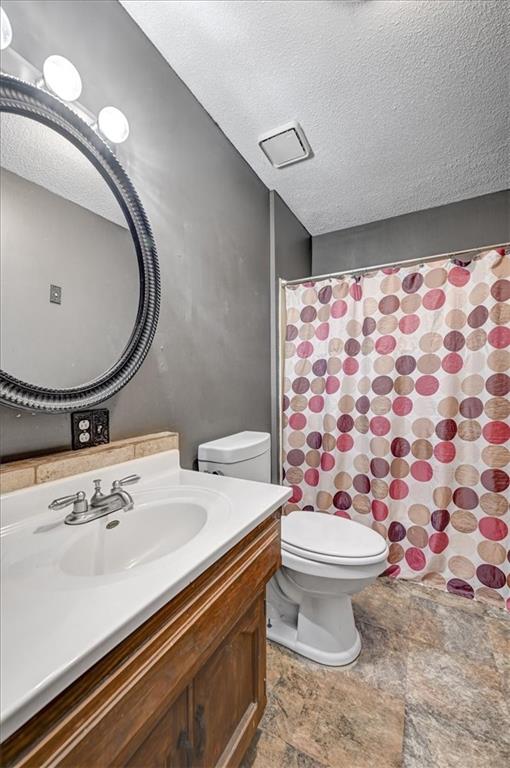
[282,248,509,611]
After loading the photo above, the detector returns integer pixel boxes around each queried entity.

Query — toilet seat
[281,511,388,566]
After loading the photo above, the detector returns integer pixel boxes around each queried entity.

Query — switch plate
[49,284,62,304]
[71,409,109,450]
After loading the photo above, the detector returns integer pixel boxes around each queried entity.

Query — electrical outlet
[71,409,109,450]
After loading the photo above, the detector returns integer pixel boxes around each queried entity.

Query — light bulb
[43,55,82,101]
[0,7,13,50]
[98,106,130,144]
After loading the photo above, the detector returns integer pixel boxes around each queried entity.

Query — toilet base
[267,615,361,666]
[266,576,362,666]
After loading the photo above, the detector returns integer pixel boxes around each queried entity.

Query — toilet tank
[198,431,271,482]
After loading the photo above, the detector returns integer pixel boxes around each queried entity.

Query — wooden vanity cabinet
[1,512,281,768]
[126,687,191,768]
[192,597,265,768]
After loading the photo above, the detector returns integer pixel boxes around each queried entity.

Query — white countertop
[0,450,290,740]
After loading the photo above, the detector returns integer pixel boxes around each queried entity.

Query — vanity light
[0,7,13,50]
[42,55,82,101]
[98,106,130,144]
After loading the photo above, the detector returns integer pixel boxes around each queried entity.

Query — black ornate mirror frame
[0,74,160,412]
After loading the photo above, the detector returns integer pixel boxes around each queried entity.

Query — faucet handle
[91,479,105,504]
[49,491,87,511]
[111,474,140,491]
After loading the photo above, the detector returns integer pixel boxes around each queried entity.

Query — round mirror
[1,112,140,388]
[0,75,160,412]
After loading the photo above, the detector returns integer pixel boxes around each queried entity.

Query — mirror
[1,113,140,388]
[0,75,160,412]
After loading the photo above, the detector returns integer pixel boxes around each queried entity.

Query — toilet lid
[281,511,387,562]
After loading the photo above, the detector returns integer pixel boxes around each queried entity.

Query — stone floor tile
[402,702,510,768]
[241,729,288,767]
[405,641,508,744]
[266,641,287,692]
[403,579,487,616]
[252,579,509,768]
[487,616,510,704]
[406,593,495,663]
[299,618,409,699]
[287,675,405,768]
[241,730,329,768]
[350,619,408,696]
[352,577,413,636]
[280,744,331,768]
[260,651,328,743]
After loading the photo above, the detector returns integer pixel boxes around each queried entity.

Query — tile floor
[242,578,509,768]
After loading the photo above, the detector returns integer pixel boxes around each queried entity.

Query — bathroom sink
[59,496,208,577]
[2,486,231,582]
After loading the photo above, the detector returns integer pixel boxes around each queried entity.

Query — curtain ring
[451,257,472,267]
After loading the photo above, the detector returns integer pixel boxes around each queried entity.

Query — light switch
[49,284,62,305]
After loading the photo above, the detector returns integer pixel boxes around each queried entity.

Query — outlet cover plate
[71,409,110,450]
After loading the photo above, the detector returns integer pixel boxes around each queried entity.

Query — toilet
[198,432,389,666]
[267,512,388,665]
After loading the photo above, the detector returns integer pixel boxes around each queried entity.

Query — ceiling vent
[258,121,312,168]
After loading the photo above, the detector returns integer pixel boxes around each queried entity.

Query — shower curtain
[282,248,509,610]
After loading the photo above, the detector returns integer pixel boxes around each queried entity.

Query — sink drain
[106,520,120,529]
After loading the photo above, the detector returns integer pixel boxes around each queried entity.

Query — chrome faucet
[49,474,141,525]
[91,475,140,513]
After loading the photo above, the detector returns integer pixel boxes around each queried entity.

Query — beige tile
[352,576,413,636]
[267,620,407,701]
[242,729,288,768]
[251,579,509,768]
[405,642,507,744]
[0,432,179,493]
[487,616,510,703]
[134,433,178,458]
[266,641,287,692]
[482,600,510,623]
[341,619,408,697]
[406,594,495,663]
[290,675,405,768]
[0,462,36,493]
[261,649,326,744]
[403,702,510,768]
[279,744,330,768]
[35,444,135,484]
[241,729,329,768]
[122,430,177,444]
[404,579,487,618]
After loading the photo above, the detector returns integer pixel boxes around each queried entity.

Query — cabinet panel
[193,595,266,768]
[126,687,191,768]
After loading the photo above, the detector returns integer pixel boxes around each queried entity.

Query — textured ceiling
[121,0,509,235]
[0,113,127,228]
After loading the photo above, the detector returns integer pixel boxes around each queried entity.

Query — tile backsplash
[0,432,178,494]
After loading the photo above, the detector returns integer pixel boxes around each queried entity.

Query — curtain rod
[281,241,510,287]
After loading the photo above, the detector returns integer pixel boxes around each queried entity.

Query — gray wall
[272,193,312,282]
[312,191,510,274]
[269,191,311,480]
[1,169,138,388]
[0,0,271,468]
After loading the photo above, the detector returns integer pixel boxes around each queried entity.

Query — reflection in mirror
[0,112,140,389]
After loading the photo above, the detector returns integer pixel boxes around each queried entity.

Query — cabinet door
[126,687,193,768]
[192,594,266,768]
